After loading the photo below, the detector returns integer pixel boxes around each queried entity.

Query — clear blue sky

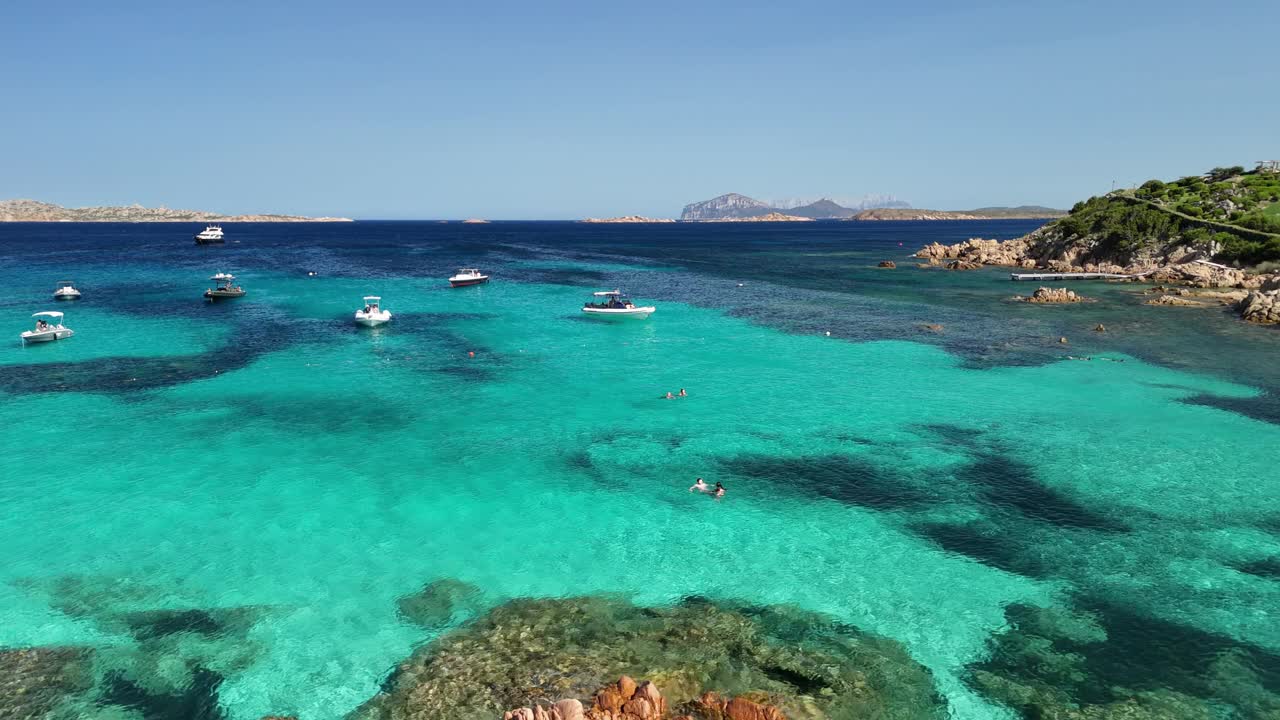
[2,0,1276,219]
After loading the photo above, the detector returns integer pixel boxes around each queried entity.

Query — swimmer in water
[678,388,687,397]
[664,392,674,400]
[689,477,709,493]
[713,481,725,500]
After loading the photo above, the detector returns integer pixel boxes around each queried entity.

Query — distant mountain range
[0,199,351,222]
[854,206,1067,220]
[680,193,910,220]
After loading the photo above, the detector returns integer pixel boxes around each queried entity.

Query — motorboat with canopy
[21,311,74,343]
[204,273,246,300]
[354,295,392,327]
[582,290,655,318]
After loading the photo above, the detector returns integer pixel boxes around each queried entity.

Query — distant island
[855,206,1066,221]
[704,211,813,222]
[680,193,908,220]
[461,218,490,224]
[0,199,352,222]
[580,216,676,223]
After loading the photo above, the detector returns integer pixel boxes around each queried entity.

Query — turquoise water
[2,222,1278,719]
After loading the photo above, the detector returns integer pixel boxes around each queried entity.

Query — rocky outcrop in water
[350,594,947,720]
[1012,287,1089,304]
[1238,290,1280,324]
[501,677,793,720]
[878,260,897,268]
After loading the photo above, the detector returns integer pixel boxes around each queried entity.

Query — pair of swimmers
[663,388,688,400]
[688,477,725,499]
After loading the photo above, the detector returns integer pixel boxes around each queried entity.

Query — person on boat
[713,482,725,500]
[363,305,371,314]
[689,477,709,493]
[678,388,687,397]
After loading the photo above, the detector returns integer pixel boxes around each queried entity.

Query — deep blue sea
[2,220,1278,720]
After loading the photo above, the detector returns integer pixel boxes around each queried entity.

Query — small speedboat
[204,273,246,300]
[195,225,224,244]
[449,268,489,288]
[53,280,82,300]
[21,311,74,343]
[582,290,655,319]
[354,295,392,327]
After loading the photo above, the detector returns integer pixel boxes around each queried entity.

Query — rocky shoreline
[915,236,1280,325]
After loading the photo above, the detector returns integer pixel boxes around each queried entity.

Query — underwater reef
[966,602,1280,719]
[351,591,948,720]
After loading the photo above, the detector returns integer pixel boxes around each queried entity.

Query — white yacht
[204,273,246,300]
[21,311,74,343]
[354,296,392,327]
[448,268,490,288]
[194,225,225,244]
[53,280,82,300]
[582,290,655,319]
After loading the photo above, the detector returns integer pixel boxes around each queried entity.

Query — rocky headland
[915,235,1280,325]
[0,199,352,222]
[581,216,677,223]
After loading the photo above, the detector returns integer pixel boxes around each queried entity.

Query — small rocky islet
[351,591,948,720]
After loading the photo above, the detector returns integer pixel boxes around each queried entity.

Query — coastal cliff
[0,199,352,222]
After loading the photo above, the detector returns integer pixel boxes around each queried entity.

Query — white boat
[449,268,490,288]
[582,290,655,319]
[204,273,246,300]
[21,311,74,343]
[53,280,81,300]
[354,295,392,327]
[194,225,225,244]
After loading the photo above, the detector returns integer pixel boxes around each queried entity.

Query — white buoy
[825,331,831,336]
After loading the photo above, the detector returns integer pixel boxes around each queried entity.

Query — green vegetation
[1050,166,1280,265]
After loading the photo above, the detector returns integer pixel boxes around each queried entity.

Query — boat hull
[21,329,73,343]
[53,292,80,300]
[205,290,245,299]
[355,311,393,327]
[194,238,225,245]
[582,307,655,319]
[449,277,489,288]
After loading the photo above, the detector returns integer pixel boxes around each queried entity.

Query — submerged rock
[878,260,897,268]
[0,646,94,719]
[1146,294,1205,307]
[351,595,946,720]
[396,578,487,629]
[966,603,1280,720]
